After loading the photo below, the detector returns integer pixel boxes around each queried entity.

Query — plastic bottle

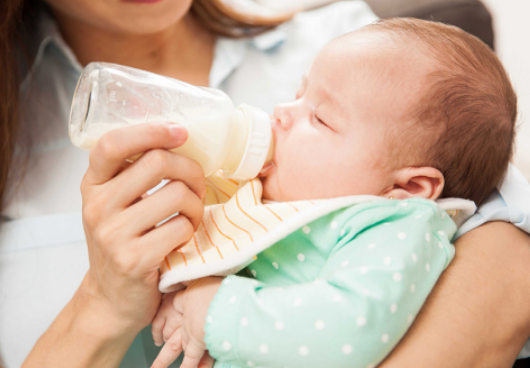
[69,62,273,179]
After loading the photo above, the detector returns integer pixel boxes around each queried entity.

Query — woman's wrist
[74,272,147,339]
[22,273,142,368]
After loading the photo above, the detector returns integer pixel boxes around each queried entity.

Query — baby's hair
[365,18,517,206]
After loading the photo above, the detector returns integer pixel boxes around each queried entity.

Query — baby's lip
[258,162,274,177]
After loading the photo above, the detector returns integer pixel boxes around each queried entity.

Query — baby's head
[260,18,517,206]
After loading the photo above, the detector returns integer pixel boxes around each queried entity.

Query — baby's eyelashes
[315,115,328,127]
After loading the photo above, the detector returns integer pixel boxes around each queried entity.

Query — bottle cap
[229,104,273,180]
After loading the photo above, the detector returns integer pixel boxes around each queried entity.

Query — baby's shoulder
[332,198,458,243]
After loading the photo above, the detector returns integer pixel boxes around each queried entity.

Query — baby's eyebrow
[319,84,348,129]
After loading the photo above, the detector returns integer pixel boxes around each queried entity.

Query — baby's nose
[273,104,293,130]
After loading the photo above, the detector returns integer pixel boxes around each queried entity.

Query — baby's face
[260,31,435,201]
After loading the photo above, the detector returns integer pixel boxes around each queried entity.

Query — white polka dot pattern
[298,346,309,356]
[342,344,353,355]
[203,196,458,368]
[356,316,367,326]
[259,344,269,354]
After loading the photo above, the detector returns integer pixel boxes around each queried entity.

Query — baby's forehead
[312,33,433,101]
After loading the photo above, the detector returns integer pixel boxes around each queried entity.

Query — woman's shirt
[1,1,529,367]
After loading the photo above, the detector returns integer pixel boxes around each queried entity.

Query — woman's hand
[22,122,207,368]
[80,122,206,335]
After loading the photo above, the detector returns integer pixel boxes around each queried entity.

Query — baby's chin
[259,176,278,201]
[259,172,292,202]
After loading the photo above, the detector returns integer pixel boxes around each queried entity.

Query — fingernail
[168,124,188,144]
[154,342,162,347]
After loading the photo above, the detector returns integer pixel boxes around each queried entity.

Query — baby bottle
[69,62,273,179]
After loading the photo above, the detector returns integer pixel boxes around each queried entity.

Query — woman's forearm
[22,273,140,368]
[379,221,530,368]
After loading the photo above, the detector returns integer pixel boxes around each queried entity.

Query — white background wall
[482,0,530,180]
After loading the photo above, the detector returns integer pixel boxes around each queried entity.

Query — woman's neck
[53,12,215,86]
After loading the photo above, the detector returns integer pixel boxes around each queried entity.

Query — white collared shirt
[1,1,529,366]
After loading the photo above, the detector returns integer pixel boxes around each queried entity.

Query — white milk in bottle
[69,62,273,179]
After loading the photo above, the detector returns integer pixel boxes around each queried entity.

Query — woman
[0,0,529,367]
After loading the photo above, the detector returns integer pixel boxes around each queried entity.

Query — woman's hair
[0,0,293,217]
[191,0,293,37]
[0,0,31,219]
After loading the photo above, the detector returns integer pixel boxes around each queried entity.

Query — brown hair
[368,18,517,206]
[0,0,293,217]
[0,0,28,219]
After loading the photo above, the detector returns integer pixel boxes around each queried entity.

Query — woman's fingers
[105,148,206,209]
[83,122,188,186]
[151,329,184,368]
[122,179,204,233]
[140,215,196,266]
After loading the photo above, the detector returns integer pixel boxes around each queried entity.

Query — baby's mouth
[258,161,275,177]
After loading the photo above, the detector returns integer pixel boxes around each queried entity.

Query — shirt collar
[251,28,287,51]
[21,10,83,91]
[209,27,287,88]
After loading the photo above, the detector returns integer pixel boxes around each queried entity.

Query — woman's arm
[22,123,206,368]
[22,274,140,368]
[379,221,530,368]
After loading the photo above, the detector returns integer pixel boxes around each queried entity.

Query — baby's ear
[382,167,444,201]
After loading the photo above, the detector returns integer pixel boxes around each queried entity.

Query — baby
[150,18,516,368]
